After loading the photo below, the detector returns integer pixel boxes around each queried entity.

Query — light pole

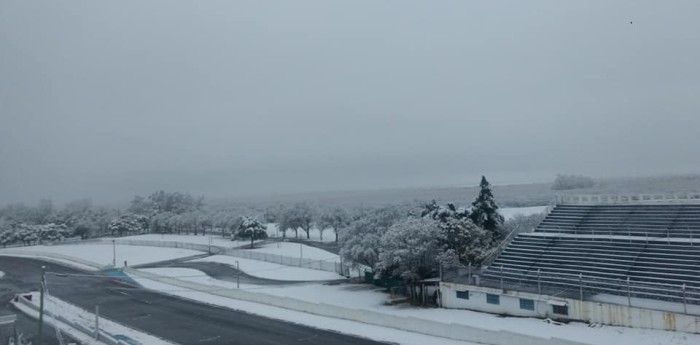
[38,265,46,345]
[112,239,116,267]
[236,261,240,289]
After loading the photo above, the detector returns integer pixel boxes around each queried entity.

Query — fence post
[500,265,504,291]
[682,283,687,314]
[537,269,541,295]
[579,273,583,301]
[626,276,631,307]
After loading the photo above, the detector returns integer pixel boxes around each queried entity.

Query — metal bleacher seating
[480,203,700,304]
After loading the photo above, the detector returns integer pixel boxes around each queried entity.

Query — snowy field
[251,242,339,261]
[139,267,259,289]
[499,206,547,220]
[190,255,345,281]
[131,269,700,345]
[117,233,255,248]
[0,244,203,269]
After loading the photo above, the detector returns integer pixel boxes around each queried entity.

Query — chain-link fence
[110,238,348,275]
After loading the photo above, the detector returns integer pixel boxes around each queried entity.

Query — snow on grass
[118,234,254,248]
[139,270,700,345]
[251,242,339,261]
[191,255,345,281]
[499,206,548,220]
[139,267,258,290]
[0,244,203,269]
[129,274,480,345]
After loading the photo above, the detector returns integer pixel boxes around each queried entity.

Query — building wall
[440,282,700,334]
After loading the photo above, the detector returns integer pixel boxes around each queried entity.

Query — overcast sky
[1,1,699,205]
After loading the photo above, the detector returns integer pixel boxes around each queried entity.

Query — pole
[626,276,631,307]
[236,261,240,289]
[579,273,583,301]
[468,262,472,285]
[682,283,687,314]
[208,235,212,255]
[299,243,303,267]
[38,265,46,345]
[500,265,504,290]
[95,305,100,340]
[537,269,541,295]
[112,239,116,267]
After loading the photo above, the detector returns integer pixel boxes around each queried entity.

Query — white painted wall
[441,282,700,334]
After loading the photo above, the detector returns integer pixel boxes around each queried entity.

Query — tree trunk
[306,228,310,239]
[335,230,338,242]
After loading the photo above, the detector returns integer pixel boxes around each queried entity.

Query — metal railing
[557,193,700,205]
[480,266,700,314]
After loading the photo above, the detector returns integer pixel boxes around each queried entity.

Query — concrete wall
[441,282,700,334]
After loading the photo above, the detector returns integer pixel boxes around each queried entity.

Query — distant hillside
[210,174,700,210]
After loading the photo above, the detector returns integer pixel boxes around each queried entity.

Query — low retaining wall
[441,282,700,334]
[126,268,590,345]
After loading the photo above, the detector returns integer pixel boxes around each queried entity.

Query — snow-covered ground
[0,244,203,269]
[499,206,548,220]
[0,271,4,279]
[251,242,339,261]
[15,291,175,345]
[139,267,259,289]
[116,233,255,248]
[190,255,345,281]
[134,268,700,345]
[129,273,480,345]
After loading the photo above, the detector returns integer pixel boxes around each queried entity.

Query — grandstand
[480,196,700,307]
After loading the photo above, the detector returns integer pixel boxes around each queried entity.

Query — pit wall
[440,282,700,334]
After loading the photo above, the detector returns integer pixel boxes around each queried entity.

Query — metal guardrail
[557,193,700,205]
[480,266,700,314]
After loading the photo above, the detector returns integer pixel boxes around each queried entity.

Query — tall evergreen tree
[470,176,504,240]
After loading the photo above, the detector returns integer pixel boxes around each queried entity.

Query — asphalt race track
[0,256,388,345]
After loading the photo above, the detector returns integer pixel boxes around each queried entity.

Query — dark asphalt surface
[140,259,343,286]
[0,257,389,345]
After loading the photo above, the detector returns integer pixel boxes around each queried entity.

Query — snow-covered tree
[277,203,314,239]
[377,217,456,283]
[339,206,402,272]
[421,201,490,264]
[470,176,504,242]
[236,216,268,248]
[317,206,350,242]
[108,214,149,236]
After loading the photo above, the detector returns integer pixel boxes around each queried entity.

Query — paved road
[0,257,388,345]
[139,259,343,286]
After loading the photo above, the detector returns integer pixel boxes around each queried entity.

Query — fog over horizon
[1,1,699,206]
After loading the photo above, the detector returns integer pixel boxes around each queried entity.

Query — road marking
[132,314,151,320]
